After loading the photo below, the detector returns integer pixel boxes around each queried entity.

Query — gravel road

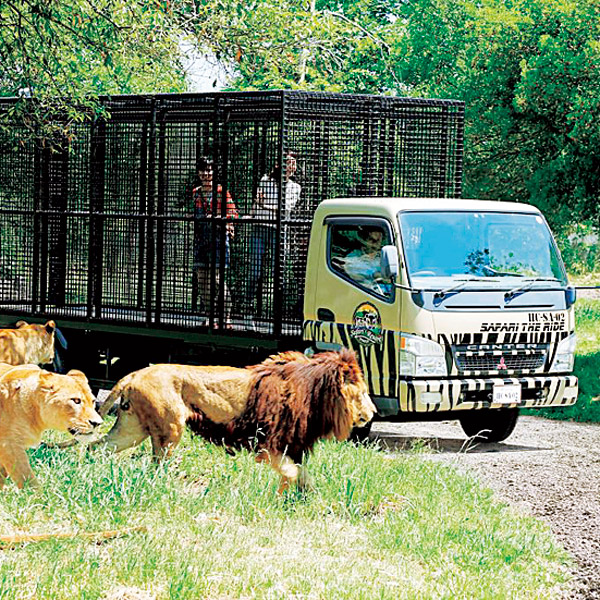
[371,416,600,599]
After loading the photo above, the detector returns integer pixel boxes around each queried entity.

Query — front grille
[454,345,547,373]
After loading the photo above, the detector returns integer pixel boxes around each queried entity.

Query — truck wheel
[349,420,373,443]
[458,408,519,443]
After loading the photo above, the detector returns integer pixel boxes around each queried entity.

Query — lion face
[310,349,377,440]
[344,382,377,429]
[38,369,103,436]
[335,351,376,430]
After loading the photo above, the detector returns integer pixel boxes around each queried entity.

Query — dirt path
[371,416,600,599]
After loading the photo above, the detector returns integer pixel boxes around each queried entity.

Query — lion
[0,364,102,489]
[0,320,56,366]
[94,349,376,492]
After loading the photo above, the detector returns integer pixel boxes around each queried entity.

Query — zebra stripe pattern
[303,320,578,412]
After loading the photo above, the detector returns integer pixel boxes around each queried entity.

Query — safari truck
[0,91,577,442]
[303,197,578,441]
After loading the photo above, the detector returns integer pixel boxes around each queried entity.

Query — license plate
[493,384,521,404]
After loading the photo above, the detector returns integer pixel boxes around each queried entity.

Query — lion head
[36,369,103,436]
[2,320,57,366]
[311,348,376,440]
[0,365,103,489]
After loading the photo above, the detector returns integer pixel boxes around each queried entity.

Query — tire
[349,420,373,443]
[459,408,519,443]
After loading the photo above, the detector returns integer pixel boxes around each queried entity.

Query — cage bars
[0,91,464,340]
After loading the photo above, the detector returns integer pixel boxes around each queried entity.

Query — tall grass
[0,433,571,599]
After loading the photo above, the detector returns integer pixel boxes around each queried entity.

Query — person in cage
[192,156,238,328]
[245,153,301,323]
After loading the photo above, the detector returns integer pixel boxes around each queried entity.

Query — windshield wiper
[481,265,525,277]
[504,277,561,302]
[434,277,492,300]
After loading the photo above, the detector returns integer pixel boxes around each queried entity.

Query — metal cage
[0,91,464,340]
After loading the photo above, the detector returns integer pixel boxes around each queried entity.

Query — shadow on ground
[368,422,551,454]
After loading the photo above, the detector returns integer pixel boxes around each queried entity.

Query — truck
[304,196,578,440]
[0,91,578,442]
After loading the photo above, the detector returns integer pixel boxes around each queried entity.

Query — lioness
[0,320,56,366]
[0,364,102,489]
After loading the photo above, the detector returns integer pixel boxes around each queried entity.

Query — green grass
[532,295,600,422]
[0,433,571,599]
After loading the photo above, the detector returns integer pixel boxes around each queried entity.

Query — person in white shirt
[251,153,301,221]
[245,153,301,322]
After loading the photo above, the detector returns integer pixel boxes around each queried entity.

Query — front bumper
[374,375,578,416]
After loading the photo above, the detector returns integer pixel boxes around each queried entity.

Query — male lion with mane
[0,364,102,489]
[95,349,375,492]
[0,320,56,366]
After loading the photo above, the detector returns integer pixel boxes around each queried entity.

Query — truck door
[310,217,400,397]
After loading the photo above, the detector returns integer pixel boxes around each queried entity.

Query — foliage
[185,0,600,233]
[392,0,600,233]
[556,224,600,276]
[176,0,400,92]
[530,297,600,422]
[173,0,600,235]
[1,1,597,231]
[0,434,571,598]
[0,0,188,141]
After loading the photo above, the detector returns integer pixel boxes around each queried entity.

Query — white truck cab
[303,197,578,442]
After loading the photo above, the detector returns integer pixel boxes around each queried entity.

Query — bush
[557,222,600,276]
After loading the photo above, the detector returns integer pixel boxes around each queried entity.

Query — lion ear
[339,351,360,385]
[38,371,56,392]
[15,320,28,328]
[341,364,355,385]
[45,320,56,334]
[66,369,89,384]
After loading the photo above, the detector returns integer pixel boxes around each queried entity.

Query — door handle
[317,308,335,322]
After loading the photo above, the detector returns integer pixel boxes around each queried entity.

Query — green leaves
[0,0,597,231]
[0,0,188,138]
[179,0,399,92]
[393,0,600,232]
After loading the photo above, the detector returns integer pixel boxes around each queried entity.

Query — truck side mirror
[381,245,399,280]
[565,286,577,308]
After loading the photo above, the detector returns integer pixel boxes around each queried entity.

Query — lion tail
[97,372,135,417]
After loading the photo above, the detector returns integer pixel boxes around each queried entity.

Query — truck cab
[303,197,578,442]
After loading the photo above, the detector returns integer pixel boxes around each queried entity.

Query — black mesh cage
[0,91,464,340]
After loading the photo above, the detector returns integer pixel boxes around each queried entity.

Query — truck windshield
[399,211,567,287]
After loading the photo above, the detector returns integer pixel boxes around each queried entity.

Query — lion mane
[95,349,375,492]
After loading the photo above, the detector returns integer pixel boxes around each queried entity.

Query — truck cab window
[329,224,393,299]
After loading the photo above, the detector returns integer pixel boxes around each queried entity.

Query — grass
[532,291,600,422]
[0,432,571,599]
[3,272,596,598]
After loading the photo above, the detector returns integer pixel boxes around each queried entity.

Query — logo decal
[351,303,382,346]
[496,356,508,370]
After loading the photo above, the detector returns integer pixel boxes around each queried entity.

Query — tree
[0,0,188,140]
[186,0,599,232]
[180,0,400,92]
[1,0,597,234]
[392,0,600,231]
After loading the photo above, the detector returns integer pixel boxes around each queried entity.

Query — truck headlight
[399,333,447,377]
[549,333,576,373]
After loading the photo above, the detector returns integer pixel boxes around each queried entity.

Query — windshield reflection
[399,211,567,288]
